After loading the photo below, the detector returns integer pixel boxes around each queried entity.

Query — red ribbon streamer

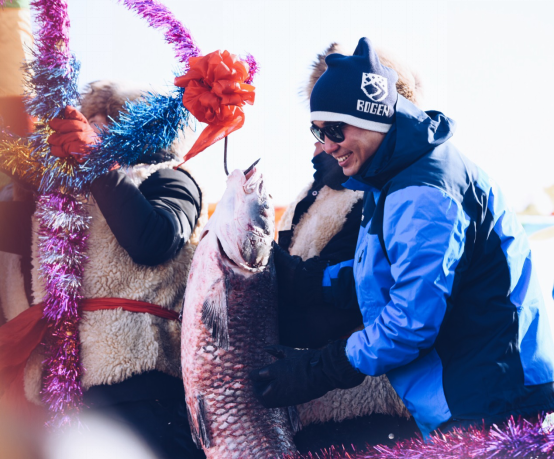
[0,298,179,416]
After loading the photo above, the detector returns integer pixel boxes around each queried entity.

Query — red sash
[0,298,179,417]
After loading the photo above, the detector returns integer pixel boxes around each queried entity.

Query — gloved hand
[47,106,98,163]
[273,241,328,308]
[250,339,365,408]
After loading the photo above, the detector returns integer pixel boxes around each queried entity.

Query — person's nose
[324,137,339,154]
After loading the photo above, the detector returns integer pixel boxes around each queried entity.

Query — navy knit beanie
[310,37,398,133]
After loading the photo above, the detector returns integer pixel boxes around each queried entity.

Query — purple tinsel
[286,416,554,459]
[119,0,201,70]
[18,0,89,428]
[244,53,259,85]
[32,0,72,70]
[35,193,89,428]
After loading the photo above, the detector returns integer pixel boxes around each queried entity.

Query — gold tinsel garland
[0,135,43,189]
[0,125,81,192]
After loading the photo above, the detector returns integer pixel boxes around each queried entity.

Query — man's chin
[341,165,357,177]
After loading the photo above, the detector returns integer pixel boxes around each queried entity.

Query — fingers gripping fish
[181,167,298,459]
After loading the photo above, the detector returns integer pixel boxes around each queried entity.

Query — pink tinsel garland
[118,0,259,77]
[36,192,89,428]
[287,416,554,459]
[32,0,71,69]
[118,0,201,69]
[28,0,88,428]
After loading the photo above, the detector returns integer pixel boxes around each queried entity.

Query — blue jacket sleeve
[346,185,470,376]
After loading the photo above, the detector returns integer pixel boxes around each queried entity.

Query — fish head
[206,167,275,272]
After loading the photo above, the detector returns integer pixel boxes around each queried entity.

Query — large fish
[181,166,297,459]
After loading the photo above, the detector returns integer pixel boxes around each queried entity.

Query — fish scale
[182,168,297,459]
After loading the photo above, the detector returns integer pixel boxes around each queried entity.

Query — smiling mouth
[335,152,352,164]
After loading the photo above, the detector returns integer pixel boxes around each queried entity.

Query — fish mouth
[243,158,260,177]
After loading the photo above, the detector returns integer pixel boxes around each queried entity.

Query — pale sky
[63,0,554,209]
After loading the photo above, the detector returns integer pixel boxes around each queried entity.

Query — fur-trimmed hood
[305,43,425,107]
[80,80,148,122]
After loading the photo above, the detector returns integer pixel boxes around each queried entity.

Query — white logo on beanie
[361,73,388,102]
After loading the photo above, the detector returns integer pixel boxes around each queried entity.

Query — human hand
[250,340,365,409]
[47,106,98,163]
[250,345,326,408]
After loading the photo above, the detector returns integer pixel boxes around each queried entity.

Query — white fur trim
[277,183,312,234]
[24,348,44,406]
[310,111,391,133]
[297,375,410,425]
[120,160,180,187]
[289,185,363,261]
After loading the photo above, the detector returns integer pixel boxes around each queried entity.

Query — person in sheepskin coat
[0,80,208,459]
[274,44,424,451]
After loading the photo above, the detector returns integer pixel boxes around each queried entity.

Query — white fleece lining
[310,111,392,133]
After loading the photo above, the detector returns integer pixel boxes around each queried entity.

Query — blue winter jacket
[323,95,554,437]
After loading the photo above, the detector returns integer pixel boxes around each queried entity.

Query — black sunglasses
[310,122,346,144]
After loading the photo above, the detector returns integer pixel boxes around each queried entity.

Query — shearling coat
[21,161,207,404]
[278,180,409,426]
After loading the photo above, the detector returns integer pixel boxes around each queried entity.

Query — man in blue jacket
[251,37,554,437]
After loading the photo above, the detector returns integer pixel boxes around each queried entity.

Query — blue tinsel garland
[23,53,83,193]
[21,50,192,195]
[84,86,192,181]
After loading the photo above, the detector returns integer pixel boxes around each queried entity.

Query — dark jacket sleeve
[90,167,201,266]
[0,201,35,257]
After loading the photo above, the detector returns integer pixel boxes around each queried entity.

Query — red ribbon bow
[175,50,255,162]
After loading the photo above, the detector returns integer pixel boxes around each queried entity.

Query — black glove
[250,340,365,408]
[273,241,328,308]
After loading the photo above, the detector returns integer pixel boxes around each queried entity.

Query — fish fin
[288,405,302,434]
[187,394,211,449]
[197,394,211,448]
[202,278,230,350]
[185,398,202,449]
